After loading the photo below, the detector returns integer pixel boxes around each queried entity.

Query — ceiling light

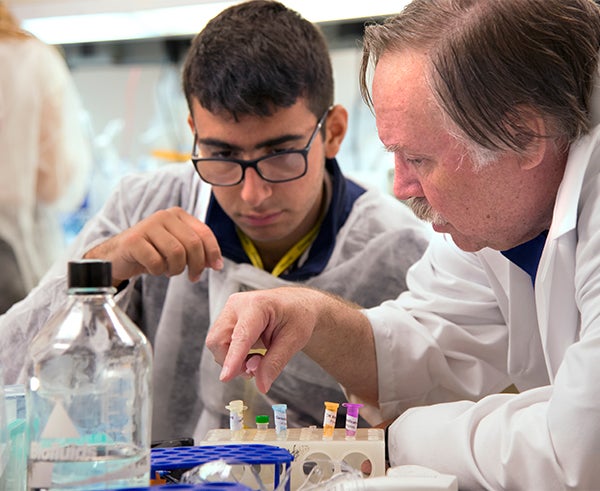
[16,1,407,45]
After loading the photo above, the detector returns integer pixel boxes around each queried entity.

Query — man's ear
[515,110,548,170]
[324,104,348,159]
[187,114,195,134]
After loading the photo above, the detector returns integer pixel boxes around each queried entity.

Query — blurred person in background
[0,2,91,313]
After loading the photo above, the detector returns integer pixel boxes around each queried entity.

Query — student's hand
[84,207,223,286]
[206,286,321,393]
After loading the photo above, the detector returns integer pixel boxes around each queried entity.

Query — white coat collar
[546,126,600,242]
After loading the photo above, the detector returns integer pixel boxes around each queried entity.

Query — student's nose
[392,157,424,201]
[240,168,272,206]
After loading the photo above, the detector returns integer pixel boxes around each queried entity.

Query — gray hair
[360,0,600,161]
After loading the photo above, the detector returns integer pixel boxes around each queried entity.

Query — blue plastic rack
[150,444,293,491]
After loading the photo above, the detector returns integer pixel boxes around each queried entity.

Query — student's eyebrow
[197,133,305,151]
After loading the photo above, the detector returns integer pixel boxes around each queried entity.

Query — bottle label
[30,443,98,461]
[28,449,149,488]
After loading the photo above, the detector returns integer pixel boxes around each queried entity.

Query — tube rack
[201,427,385,490]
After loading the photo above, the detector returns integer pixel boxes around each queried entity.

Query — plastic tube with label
[225,400,247,440]
[272,404,288,439]
[322,401,339,440]
[342,402,364,439]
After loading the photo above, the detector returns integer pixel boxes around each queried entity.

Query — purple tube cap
[342,402,364,416]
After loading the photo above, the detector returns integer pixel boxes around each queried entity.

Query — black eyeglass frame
[190,107,331,187]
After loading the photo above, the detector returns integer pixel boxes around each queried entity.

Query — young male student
[207,0,600,488]
[0,0,429,442]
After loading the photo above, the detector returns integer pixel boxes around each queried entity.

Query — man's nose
[240,168,272,206]
[392,158,423,201]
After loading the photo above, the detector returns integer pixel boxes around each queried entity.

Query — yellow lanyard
[236,215,324,277]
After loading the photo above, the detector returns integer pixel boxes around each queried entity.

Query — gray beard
[405,197,446,226]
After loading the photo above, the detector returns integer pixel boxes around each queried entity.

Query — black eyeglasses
[190,108,330,187]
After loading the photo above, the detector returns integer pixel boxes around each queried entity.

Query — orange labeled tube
[322,401,339,439]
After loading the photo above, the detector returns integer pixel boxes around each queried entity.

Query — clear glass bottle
[26,260,153,490]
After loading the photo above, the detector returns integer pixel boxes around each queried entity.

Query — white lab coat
[361,116,600,488]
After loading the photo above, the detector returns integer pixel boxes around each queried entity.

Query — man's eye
[401,153,426,166]
[205,149,234,159]
[268,147,293,155]
[195,142,238,159]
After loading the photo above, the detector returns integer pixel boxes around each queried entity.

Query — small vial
[342,402,364,439]
[226,400,247,440]
[272,404,288,439]
[322,401,339,440]
[256,415,269,430]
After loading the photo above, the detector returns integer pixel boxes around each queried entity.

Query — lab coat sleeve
[387,346,597,491]
[363,233,511,420]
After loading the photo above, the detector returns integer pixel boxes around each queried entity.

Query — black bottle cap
[68,260,112,288]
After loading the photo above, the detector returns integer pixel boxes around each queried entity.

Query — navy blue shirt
[205,158,366,281]
[501,230,548,285]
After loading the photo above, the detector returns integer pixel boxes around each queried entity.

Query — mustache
[405,197,446,225]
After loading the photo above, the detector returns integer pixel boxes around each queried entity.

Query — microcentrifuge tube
[322,401,339,439]
[272,404,288,438]
[256,415,269,430]
[225,399,247,439]
[342,402,364,438]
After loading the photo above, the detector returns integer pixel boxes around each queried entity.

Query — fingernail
[219,365,230,381]
[213,258,224,271]
[245,354,261,374]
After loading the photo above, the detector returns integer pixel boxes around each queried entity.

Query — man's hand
[206,286,321,393]
[84,207,223,286]
[206,286,378,404]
